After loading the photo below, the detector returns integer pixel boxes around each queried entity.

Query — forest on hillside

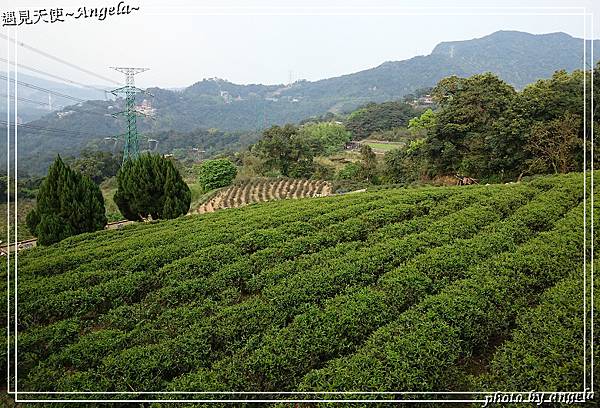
[229,65,600,190]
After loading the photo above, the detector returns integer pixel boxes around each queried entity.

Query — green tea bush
[481,270,599,391]
[11,171,593,399]
[299,199,592,392]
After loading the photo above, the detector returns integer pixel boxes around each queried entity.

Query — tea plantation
[195,178,332,214]
[1,172,597,404]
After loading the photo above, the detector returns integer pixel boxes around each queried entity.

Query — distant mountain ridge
[429,30,592,86]
[287,31,597,100]
[8,30,600,175]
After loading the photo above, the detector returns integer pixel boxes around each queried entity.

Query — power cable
[0,74,122,118]
[0,73,86,103]
[0,32,122,86]
[0,57,110,95]
[0,92,62,108]
[0,119,113,139]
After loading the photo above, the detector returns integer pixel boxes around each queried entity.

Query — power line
[0,74,117,118]
[0,92,62,108]
[0,119,113,139]
[1,119,96,136]
[0,74,113,116]
[0,120,158,150]
[2,95,119,120]
[0,57,110,95]
[0,73,86,103]
[0,32,122,86]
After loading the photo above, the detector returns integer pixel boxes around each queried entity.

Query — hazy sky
[1,0,599,89]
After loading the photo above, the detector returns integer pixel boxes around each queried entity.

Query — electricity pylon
[110,67,152,162]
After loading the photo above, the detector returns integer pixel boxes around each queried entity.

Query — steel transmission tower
[110,67,152,162]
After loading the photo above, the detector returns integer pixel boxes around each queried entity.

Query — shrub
[196,159,237,192]
[335,162,361,181]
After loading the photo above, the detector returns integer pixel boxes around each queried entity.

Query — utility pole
[110,67,152,162]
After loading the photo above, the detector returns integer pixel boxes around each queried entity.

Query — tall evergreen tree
[163,164,191,218]
[114,154,191,221]
[26,156,107,245]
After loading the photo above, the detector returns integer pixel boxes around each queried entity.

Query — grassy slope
[1,172,597,400]
[363,141,403,152]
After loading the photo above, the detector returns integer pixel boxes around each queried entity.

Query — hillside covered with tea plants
[1,172,597,402]
[194,178,332,214]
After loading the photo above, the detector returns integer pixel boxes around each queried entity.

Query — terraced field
[1,172,597,404]
[194,178,332,214]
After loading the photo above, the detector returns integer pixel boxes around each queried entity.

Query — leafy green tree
[26,156,107,245]
[16,176,43,199]
[518,70,585,122]
[422,68,596,181]
[254,125,296,176]
[514,69,590,176]
[197,159,237,192]
[408,109,437,132]
[254,125,314,177]
[524,113,581,174]
[369,127,416,142]
[483,69,591,180]
[431,75,463,105]
[335,162,361,180]
[383,148,408,184]
[298,122,352,155]
[359,145,379,183]
[237,152,267,178]
[427,73,516,177]
[1,174,43,203]
[114,154,191,221]
[312,162,335,180]
[346,101,418,140]
[383,139,429,184]
[288,159,314,179]
[68,149,122,184]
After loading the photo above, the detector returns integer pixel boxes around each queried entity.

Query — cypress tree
[114,154,191,221]
[162,161,191,219]
[26,156,107,245]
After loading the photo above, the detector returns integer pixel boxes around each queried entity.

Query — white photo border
[3,4,595,404]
